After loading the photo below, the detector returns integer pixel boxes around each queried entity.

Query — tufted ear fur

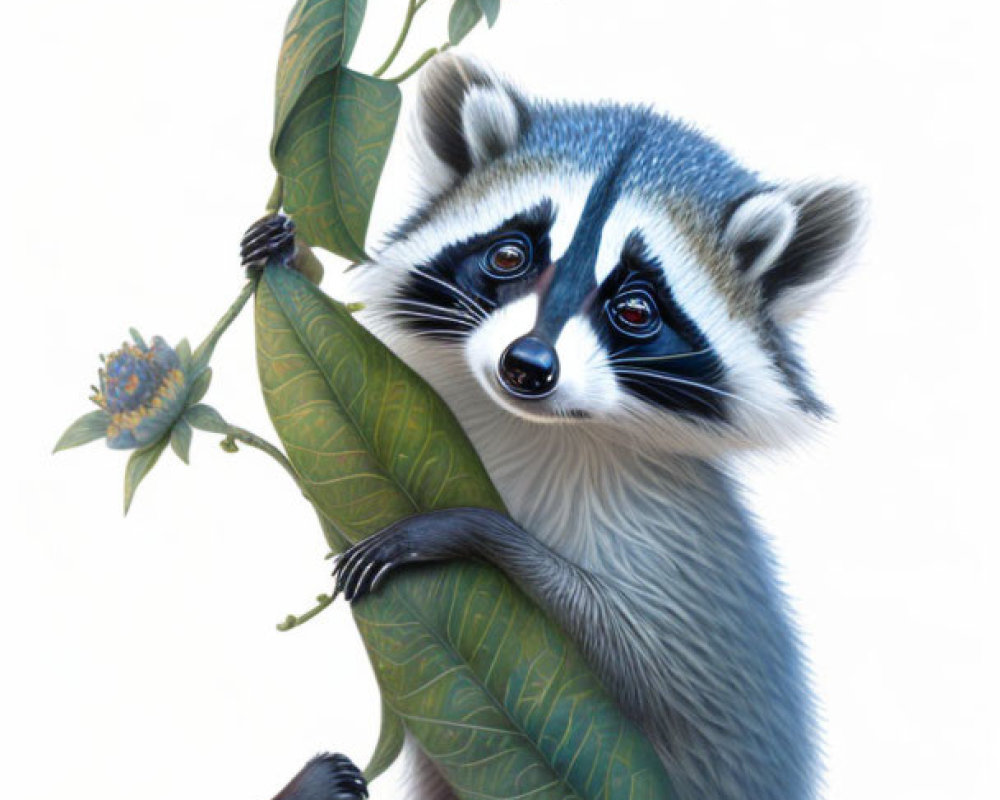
[414,54,526,193]
[725,181,866,323]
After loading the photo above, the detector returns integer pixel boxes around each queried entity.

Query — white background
[1,1,997,798]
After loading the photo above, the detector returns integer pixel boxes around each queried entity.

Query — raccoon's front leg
[333,508,598,637]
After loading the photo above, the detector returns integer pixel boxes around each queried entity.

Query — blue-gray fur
[519,101,764,222]
[327,56,859,800]
[385,101,766,249]
[337,442,816,800]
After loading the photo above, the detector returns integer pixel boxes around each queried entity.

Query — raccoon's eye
[608,289,661,338]
[482,237,532,280]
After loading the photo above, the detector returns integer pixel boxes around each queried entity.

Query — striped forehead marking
[534,149,636,340]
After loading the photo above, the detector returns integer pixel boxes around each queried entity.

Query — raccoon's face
[356,56,864,456]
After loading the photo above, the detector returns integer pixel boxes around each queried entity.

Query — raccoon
[263,54,865,800]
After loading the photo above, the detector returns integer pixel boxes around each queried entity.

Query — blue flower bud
[91,335,190,449]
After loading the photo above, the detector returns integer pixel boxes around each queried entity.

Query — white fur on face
[354,171,818,453]
[554,315,620,415]
[590,194,812,449]
[463,292,555,421]
[464,295,620,423]
[465,292,538,397]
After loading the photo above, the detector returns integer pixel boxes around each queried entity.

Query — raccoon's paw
[334,522,427,603]
[272,752,369,800]
[333,509,512,603]
[240,213,296,277]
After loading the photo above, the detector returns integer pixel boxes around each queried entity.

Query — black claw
[339,552,362,600]
[356,560,379,597]
[240,213,296,276]
[240,212,290,245]
[333,524,422,604]
[272,752,368,800]
[369,561,396,594]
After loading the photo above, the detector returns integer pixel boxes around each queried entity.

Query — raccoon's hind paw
[272,752,369,800]
[240,213,296,277]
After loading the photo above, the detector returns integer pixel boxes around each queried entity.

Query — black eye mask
[391,200,729,422]
[389,200,555,339]
[591,232,729,420]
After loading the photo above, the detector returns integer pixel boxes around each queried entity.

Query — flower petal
[149,336,180,372]
[170,418,193,464]
[53,410,112,452]
[186,367,212,405]
[123,437,169,515]
[175,338,193,372]
[184,403,229,434]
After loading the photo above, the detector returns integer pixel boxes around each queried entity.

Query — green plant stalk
[388,42,450,83]
[277,592,337,631]
[224,424,298,483]
[191,279,256,369]
[189,279,305,495]
[372,0,430,78]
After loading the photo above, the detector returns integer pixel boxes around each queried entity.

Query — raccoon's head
[355,56,865,456]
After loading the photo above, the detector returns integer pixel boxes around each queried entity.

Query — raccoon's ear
[414,54,525,191]
[725,182,866,323]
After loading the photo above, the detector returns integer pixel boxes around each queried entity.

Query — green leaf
[272,0,367,152]
[175,338,193,372]
[362,699,406,782]
[123,437,169,515]
[476,0,501,27]
[448,0,484,45]
[255,265,676,799]
[170,419,193,464]
[273,67,401,262]
[184,403,229,435]
[187,366,213,405]
[53,410,110,452]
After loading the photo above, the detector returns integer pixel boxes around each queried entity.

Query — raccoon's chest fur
[452,396,817,799]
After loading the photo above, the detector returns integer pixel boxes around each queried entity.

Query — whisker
[612,353,728,385]
[614,367,731,398]
[614,367,772,416]
[386,309,477,329]
[405,328,469,341]
[393,296,478,323]
[412,268,488,322]
[608,347,714,365]
[617,372,725,416]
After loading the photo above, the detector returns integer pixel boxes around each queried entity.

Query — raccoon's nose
[498,335,559,398]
